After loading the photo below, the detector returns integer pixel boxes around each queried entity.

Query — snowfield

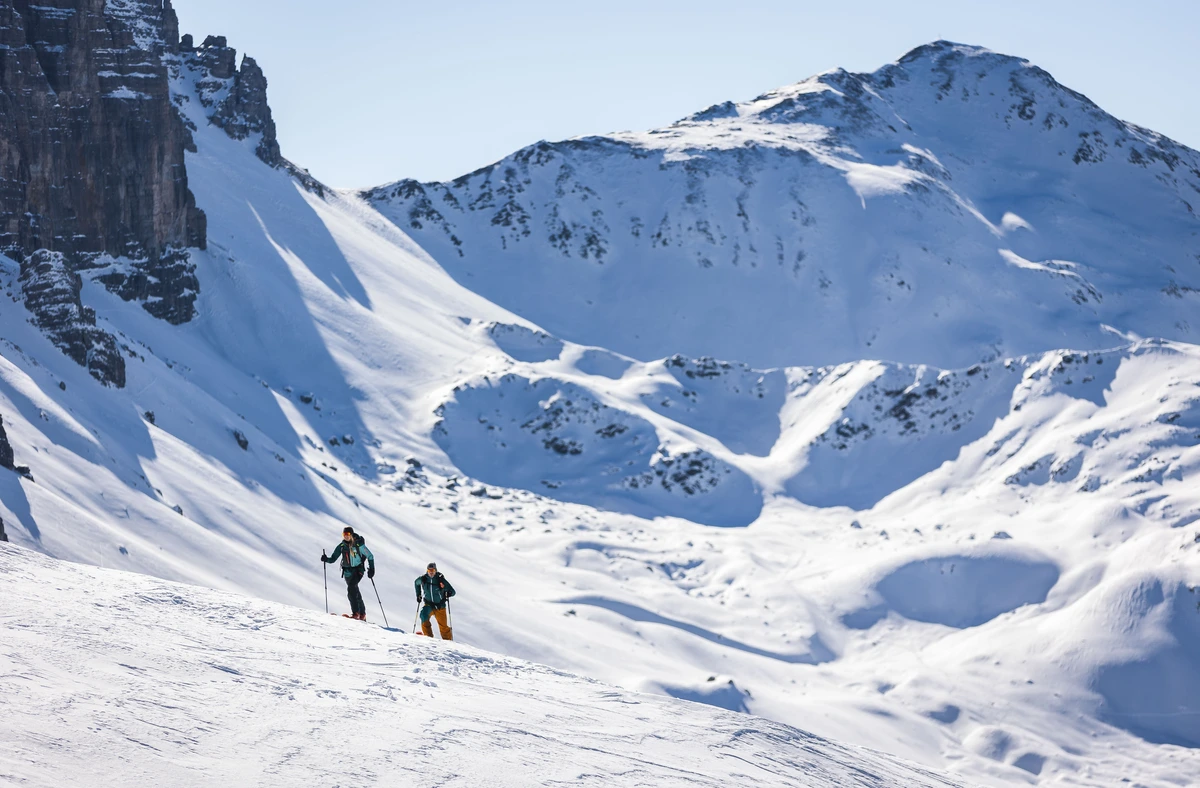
[0,545,965,788]
[1,35,1200,788]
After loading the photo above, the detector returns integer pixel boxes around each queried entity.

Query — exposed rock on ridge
[181,33,282,168]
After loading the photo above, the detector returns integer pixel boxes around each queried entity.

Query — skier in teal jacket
[415,562,455,639]
[322,527,375,620]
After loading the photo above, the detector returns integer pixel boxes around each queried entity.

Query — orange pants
[420,605,452,640]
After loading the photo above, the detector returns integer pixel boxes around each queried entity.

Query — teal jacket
[416,572,456,609]
[324,538,374,577]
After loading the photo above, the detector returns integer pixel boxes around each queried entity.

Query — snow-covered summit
[674,39,1183,165]
[367,41,1200,369]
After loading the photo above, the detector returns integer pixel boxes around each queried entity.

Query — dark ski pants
[344,567,366,617]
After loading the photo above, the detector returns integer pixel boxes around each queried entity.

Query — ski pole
[370,576,389,629]
[412,601,421,635]
[322,550,329,615]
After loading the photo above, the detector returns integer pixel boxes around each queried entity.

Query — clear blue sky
[172,0,1200,189]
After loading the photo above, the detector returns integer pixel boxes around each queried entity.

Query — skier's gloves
[367,566,375,579]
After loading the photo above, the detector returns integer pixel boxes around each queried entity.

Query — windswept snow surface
[2,39,1200,788]
[0,546,964,788]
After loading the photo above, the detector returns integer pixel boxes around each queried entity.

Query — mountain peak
[896,39,1006,64]
[645,38,1169,159]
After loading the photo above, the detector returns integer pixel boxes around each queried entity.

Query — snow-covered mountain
[367,41,1200,369]
[1,5,1199,785]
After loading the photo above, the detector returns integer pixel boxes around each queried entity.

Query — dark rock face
[20,250,126,387]
[0,0,207,376]
[194,34,237,78]
[0,413,14,470]
[0,0,206,262]
[186,35,282,167]
[93,247,199,325]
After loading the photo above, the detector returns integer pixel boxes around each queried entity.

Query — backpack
[341,533,367,569]
[425,572,453,605]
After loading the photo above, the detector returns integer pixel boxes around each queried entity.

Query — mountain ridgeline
[367,41,1200,369]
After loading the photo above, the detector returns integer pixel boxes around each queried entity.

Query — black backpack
[341,533,367,569]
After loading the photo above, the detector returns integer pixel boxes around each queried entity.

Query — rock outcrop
[183,33,282,167]
[0,2,345,386]
[20,251,126,386]
[0,413,14,471]
[179,33,325,195]
[92,248,200,326]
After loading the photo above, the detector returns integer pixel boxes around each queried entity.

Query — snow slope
[1,35,1200,788]
[0,545,964,788]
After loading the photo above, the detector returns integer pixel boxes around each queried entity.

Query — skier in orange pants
[415,562,455,639]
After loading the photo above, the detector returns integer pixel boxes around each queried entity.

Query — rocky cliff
[0,0,205,383]
[0,0,206,263]
[0,1,293,386]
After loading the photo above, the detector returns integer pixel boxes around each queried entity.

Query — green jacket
[324,537,374,578]
[416,572,456,608]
